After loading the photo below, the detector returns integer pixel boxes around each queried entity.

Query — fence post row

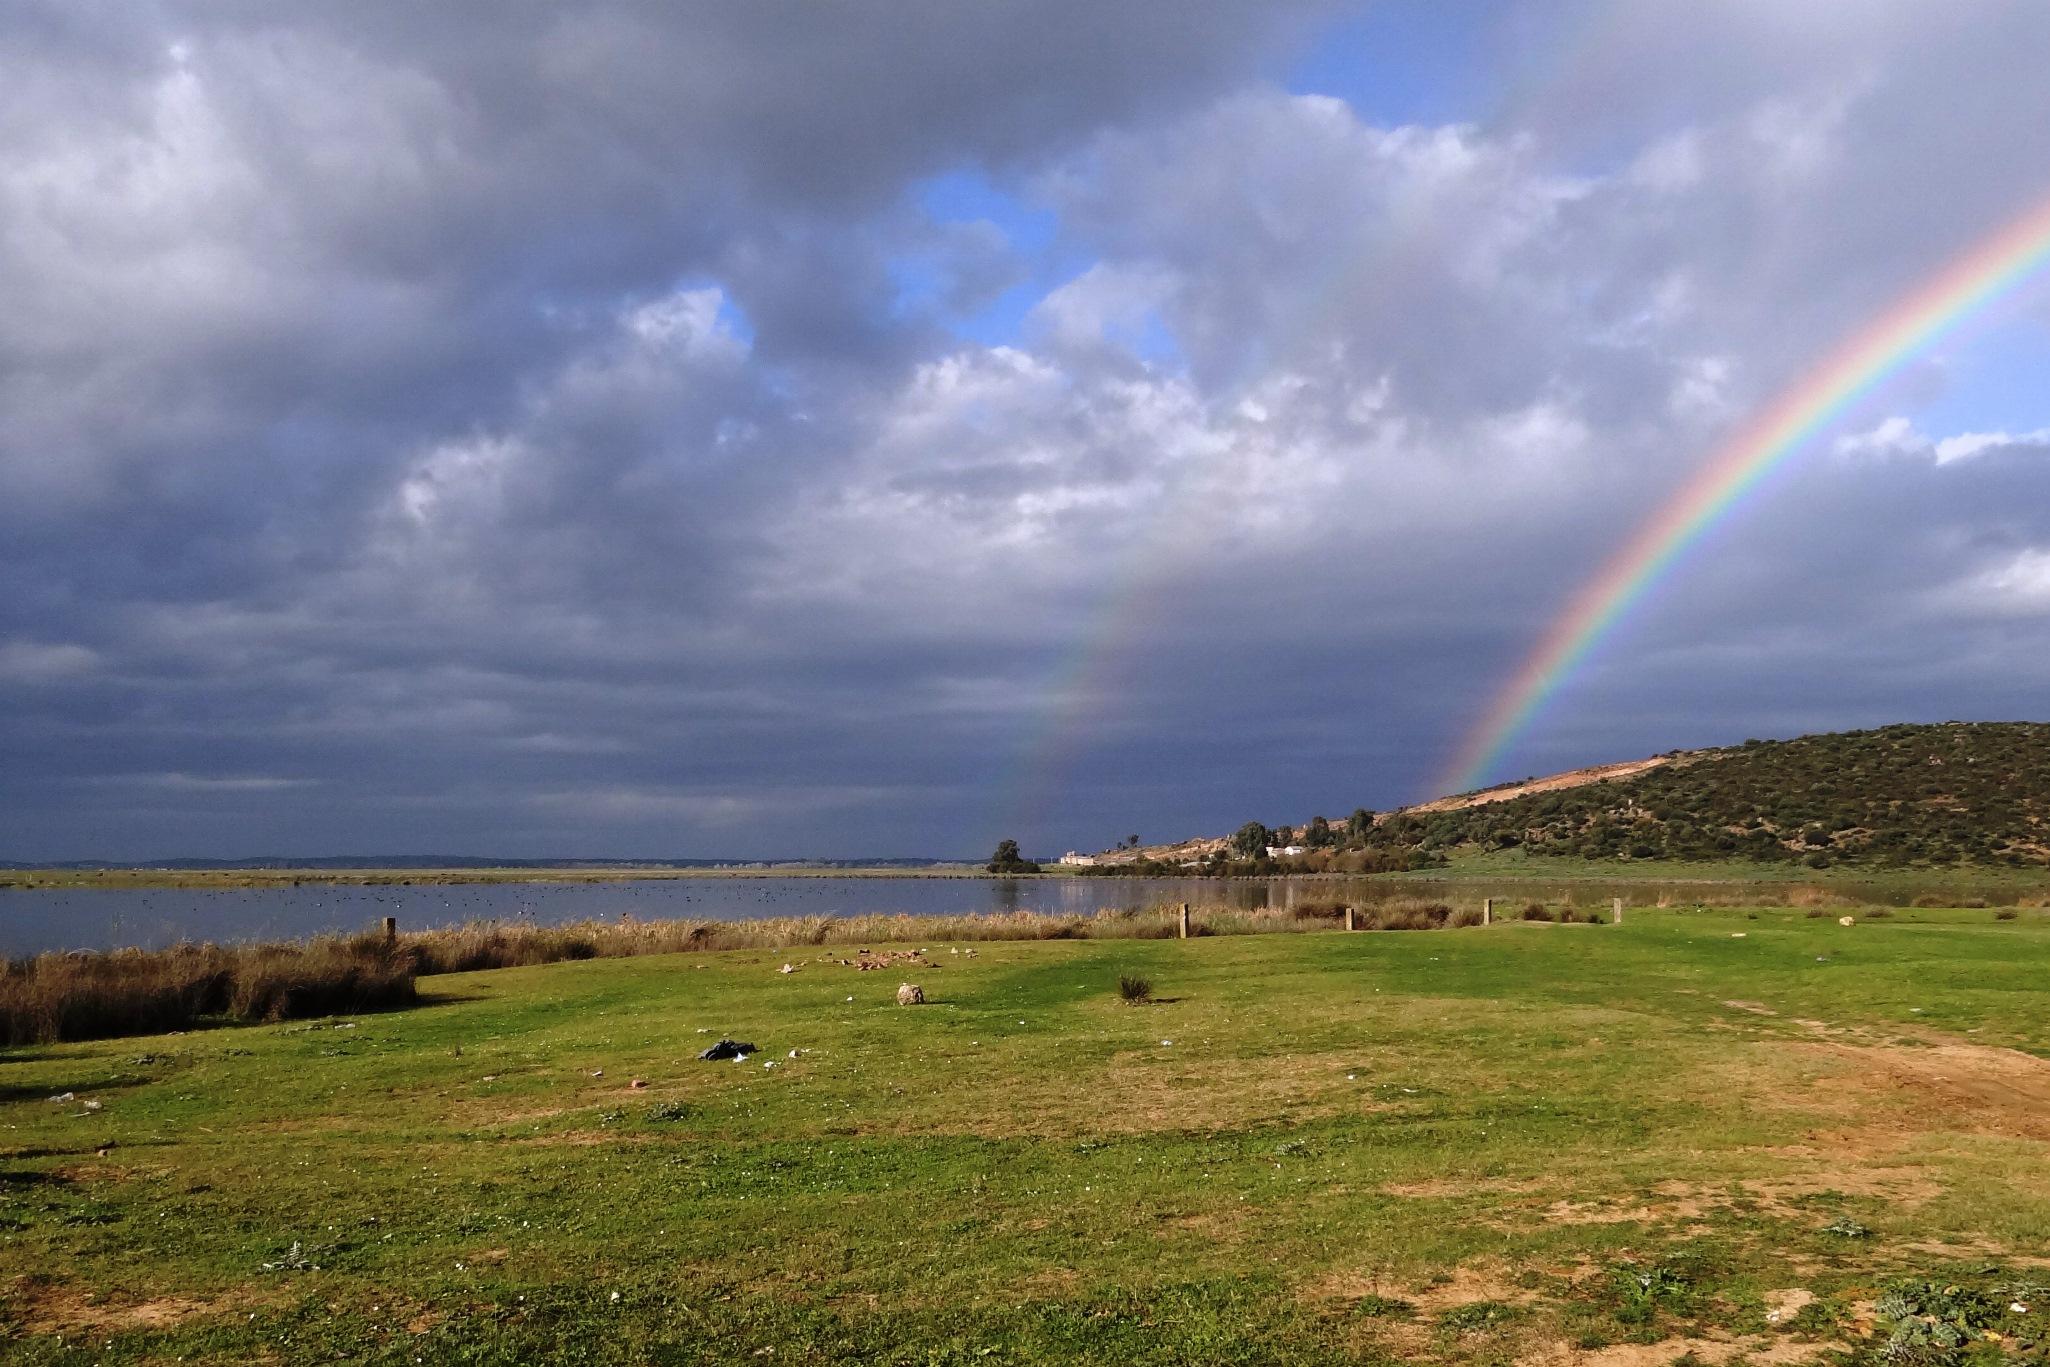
[1482,897,1493,926]
[1612,897,1623,924]
[1177,903,1190,939]
[381,916,398,943]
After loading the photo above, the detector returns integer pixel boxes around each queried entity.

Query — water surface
[0,871,2001,956]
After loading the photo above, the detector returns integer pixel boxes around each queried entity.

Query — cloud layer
[5,2,2050,858]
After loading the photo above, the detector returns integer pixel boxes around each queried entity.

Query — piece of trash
[2013,1303,2031,1314]
[630,1078,648,1089]
[1839,916,1855,927]
[48,1092,74,1103]
[481,1075,498,1083]
[763,1060,777,1069]
[1161,1039,1173,1047]
[610,1291,621,1304]
[259,1242,315,1273]
[1347,1073,1356,1081]
[590,1069,603,1077]
[778,964,796,975]
[1730,932,1747,938]
[81,1099,103,1112]
[845,995,854,1002]
[698,1040,757,1061]
[787,1049,801,1058]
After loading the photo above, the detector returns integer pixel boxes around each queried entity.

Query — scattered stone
[843,949,930,972]
[698,1039,757,1061]
[81,1099,103,1112]
[896,983,924,1006]
[778,963,797,975]
[1839,916,1856,926]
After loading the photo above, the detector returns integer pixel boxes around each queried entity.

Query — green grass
[1416,847,2050,892]
[5,909,2050,1363]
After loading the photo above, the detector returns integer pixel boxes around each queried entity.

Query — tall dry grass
[0,938,416,1045]
[2,898,1510,1044]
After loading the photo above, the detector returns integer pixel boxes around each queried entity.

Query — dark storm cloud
[4,1,2050,859]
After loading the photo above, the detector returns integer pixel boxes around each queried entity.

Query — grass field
[5,907,2049,1364]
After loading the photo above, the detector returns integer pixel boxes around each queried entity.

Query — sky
[5,1,2050,861]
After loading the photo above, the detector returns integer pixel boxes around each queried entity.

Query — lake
[0,871,2006,956]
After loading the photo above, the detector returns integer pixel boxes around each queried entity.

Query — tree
[1127,834,1140,849]
[1305,815,1333,847]
[986,839,1040,874]
[1230,821,1273,858]
[1347,808,1376,840]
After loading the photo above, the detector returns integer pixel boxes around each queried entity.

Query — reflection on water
[0,872,2019,956]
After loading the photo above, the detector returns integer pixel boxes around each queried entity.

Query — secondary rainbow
[1442,188,2050,797]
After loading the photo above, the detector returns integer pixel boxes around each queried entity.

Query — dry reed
[3,897,1517,1045]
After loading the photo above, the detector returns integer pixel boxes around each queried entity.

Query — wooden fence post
[1482,898,1493,926]
[1611,897,1623,925]
[381,916,398,943]
[1178,903,1190,939]
[1344,905,1356,932]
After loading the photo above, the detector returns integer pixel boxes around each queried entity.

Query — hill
[1378,722,2050,869]
[1096,722,2050,872]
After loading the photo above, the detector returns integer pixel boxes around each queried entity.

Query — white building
[1057,851,1098,867]
[1266,845,1307,858]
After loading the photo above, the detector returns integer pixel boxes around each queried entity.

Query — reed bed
[3,898,1500,1043]
[0,938,417,1046]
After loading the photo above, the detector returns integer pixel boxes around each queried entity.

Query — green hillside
[1355,722,2050,870]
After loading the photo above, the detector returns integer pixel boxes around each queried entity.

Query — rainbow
[1442,188,2050,797]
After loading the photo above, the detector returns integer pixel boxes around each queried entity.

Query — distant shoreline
[0,865,1073,891]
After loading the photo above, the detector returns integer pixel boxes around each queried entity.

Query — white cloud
[0,641,100,682]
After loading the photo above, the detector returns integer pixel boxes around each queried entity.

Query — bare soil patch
[1410,755,1683,815]
[1801,1038,2050,1141]
[9,1276,251,1335]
